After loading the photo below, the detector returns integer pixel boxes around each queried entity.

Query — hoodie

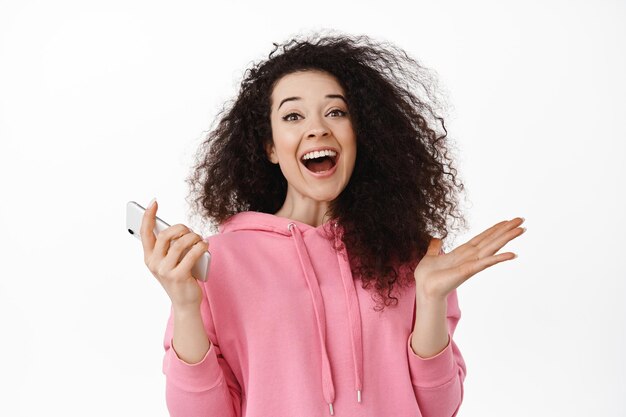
[162,211,467,417]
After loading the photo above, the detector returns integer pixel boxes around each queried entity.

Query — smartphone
[126,200,211,282]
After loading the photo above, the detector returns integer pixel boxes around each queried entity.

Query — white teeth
[302,149,337,160]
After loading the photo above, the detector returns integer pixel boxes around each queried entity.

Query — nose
[307,128,329,138]
[306,115,330,138]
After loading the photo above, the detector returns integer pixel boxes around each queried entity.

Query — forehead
[271,70,344,101]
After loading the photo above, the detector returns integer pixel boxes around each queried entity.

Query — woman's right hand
[140,199,209,310]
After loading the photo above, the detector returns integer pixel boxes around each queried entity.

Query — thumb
[426,237,442,257]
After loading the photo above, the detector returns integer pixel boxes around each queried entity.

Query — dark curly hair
[185,30,468,312]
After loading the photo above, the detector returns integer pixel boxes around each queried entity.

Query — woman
[140,32,526,417]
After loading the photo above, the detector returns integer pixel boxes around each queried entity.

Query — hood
[219,211,362,416]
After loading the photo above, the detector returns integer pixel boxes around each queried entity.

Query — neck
[273,202,331,228]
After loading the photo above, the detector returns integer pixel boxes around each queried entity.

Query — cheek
[273,134,299,155]
[342,135,357,156]
[345,142,358,168]
[339,124,356,142]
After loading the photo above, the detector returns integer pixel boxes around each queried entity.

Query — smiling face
[266,70,357,221]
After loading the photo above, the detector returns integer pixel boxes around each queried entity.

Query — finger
[471,252,517,275]
[449,220,509,261]
[475,217,525,252]
[426,237,443,257]
[162,232,203,271]
[469,217,525,248]
[174,239,209,279]
[478,226,526,258]
[140,199,158,262]
[153,223,191,260]
[452,252,517,287]
[465,220,509,248]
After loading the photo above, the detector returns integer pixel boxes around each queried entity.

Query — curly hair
[185,30,468,312]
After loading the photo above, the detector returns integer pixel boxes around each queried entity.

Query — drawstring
[288,222,335,413]
[334,225,364,405]
[287,221,364,415]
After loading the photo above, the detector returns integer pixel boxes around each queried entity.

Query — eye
[282,113,301,122]
[328,109,347,117]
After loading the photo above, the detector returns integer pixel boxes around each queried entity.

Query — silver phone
[125,201,211,282]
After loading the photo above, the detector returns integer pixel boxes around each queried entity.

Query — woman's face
[267,70,357,208]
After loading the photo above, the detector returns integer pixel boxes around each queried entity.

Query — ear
[265,140,278,164]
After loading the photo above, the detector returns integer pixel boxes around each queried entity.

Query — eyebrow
[277,94,347,110]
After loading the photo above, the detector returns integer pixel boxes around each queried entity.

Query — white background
[1,0,624,416]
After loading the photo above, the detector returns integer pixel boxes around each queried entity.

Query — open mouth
[300,154,338,174]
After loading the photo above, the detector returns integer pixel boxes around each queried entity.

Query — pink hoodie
[162,211,466,417]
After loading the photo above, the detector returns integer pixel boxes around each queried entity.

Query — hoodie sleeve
[407,287,467,417]
[162,282,242,417]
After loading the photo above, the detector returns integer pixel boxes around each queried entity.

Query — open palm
[414,217,526,301]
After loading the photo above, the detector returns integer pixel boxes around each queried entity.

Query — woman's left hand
[414,217,526,302]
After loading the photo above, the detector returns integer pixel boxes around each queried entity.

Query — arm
[407,288,466,417]
[162,283,242,417]
[406,219,524,417]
